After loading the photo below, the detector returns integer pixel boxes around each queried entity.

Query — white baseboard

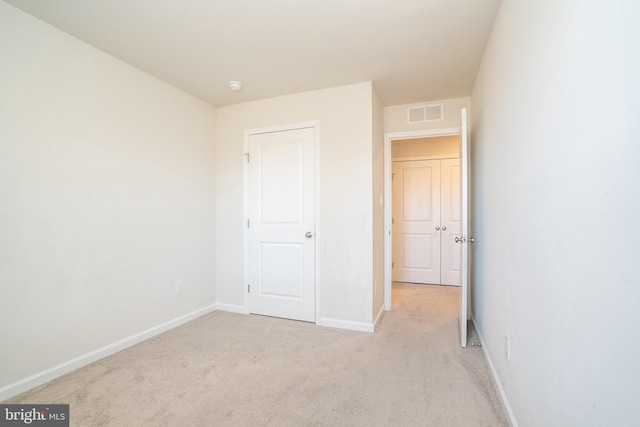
[214,303,247,314]
[471,315,519,427]
[0,304,217,402]
[318,317,374,333]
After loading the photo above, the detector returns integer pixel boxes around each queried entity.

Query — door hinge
[392,218,394,225]
[392,173,396,181]
[247,219,250,227]
[248,284,251,293]
[244,152,250,163]
[392,262,395,268]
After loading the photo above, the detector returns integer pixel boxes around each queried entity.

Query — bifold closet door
[392,158,461,286]
[440,158,461,286]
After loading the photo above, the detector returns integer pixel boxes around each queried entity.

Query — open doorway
[391,136,461,287]
[384,109,471,347]
[383,127,462,312]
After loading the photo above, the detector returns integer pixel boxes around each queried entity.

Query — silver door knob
[442,226,447,231]
[455,236,463,243]
[435,226,440,231]
[469,237,475,243]
[305,232,313,238]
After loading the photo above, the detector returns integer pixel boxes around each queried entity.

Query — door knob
[455,236,474,243]
[435,226,440,231]
[442,226,447,231]
[305,232,313,238]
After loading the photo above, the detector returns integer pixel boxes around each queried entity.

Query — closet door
[392,160,441,284]
[440,158,461,286]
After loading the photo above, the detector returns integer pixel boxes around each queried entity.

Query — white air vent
[407,104,443,123]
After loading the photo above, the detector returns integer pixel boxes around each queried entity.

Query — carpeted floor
[5,283,509,426]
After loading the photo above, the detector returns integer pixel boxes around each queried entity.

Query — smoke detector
[228,81,243,91]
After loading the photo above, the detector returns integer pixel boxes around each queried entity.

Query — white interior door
[460,108,470,348]
[247,127,315,322]
[441,158,461,286]
[392,160,441,284]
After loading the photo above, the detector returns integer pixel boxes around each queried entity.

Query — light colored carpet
[5,283,509,426]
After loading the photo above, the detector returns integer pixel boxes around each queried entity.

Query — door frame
[243,121,321,322]
[383,127,461,311]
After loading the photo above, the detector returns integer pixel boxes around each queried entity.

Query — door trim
[383,127,461,311]
[243,121,321,323]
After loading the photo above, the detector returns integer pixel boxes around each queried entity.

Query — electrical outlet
[175,280,183,294]
[505,334,511,360]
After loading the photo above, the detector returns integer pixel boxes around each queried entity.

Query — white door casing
[392,160,441,284]
[246,126,316,322]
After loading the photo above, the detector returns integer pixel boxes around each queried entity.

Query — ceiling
[4,0,501,107]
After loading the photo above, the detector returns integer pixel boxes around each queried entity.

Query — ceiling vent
[407,104,443,123]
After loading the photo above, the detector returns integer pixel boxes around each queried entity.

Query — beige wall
[0,2,217,393]
[391,135,460,158]
[216,82,376,327]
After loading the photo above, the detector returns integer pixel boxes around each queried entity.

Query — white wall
[384,98,470,133]
[471,1,640,426]
[0,2,217,395]
[216,82,376,326]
